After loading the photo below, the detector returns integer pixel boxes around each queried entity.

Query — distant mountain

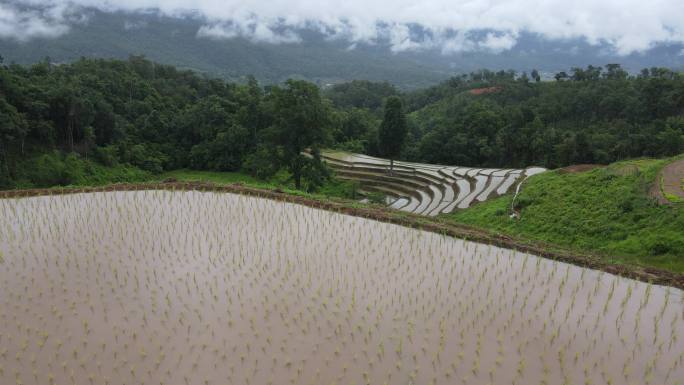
[1,9,683,89]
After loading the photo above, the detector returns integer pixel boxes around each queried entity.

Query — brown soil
[663,159,684,198]
[558,164,605,174]
[468,86,502,95]
[1,181,683,290]
[652,158,684,204]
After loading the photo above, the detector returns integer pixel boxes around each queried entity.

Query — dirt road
[653,158,684,204]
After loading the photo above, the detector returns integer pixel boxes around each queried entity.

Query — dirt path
[652,158,684,204]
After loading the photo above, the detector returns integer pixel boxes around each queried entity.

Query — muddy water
[0,191,682,385]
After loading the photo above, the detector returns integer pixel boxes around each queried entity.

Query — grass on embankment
[445,157,684,273]
[159,169,361,202]
[8,151,151,189]
[4,151,361,202]
[160,169,272,188]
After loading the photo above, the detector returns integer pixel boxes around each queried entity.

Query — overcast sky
[1,0,684,55]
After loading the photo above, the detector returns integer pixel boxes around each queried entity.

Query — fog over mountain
[1,1,683,88]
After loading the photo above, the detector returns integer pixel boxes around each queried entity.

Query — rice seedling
[0,190,681,384]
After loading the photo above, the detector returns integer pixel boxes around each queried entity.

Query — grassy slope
[160,169,272,188]
[159,169,360,202]
[445,157,684,272]
[9,152,151,189]
[8,152,358,202]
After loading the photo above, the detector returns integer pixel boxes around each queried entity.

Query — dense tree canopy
[399,65,684,168]
[0,57,335,189]
[262,80,331,190]
[323,80,399,111]
[378,96,408,173]
[0,58,682,189]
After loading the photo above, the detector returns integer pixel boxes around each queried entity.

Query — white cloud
[198,18,301,44]
[440,32,475,54]
[0,3,70,41]
[124,19,147,30]
[481,31,518,53]
[3,0,684,55]
[383,23,431,53]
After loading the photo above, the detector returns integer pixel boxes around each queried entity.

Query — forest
[1,56,683,189]
[330,67,684,169]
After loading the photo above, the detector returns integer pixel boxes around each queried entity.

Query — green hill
[2,9,683,90]
[446,156,684,272]
[0,10,450,89]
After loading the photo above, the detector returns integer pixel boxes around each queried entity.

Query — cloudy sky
[1,0,684,55]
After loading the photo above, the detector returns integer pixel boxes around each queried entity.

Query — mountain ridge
[1,9,683,89]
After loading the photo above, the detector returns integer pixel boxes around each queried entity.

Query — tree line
[327,67,684,169]
[1,56,682,190]
[0,56,338,189]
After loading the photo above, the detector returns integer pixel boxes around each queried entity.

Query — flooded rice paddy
[0,190,682,385]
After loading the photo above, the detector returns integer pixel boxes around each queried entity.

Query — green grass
[159,169,273,188]
[9,151,151,189]
[665,192,684,203]
[5,152,362,202]
[159,168,361,201]
[444,157,684,272]
[73,163,151,186]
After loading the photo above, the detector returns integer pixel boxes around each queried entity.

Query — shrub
[127,144,165,174]
[95,145,120,167]
[335,139,368,154]
[22,152,72,187]
[317,179,360,199]
[513,196,533,210]
[243,146,280,180]
[648,241,671,256]
[617,198,633,213]
[366,191,386,204]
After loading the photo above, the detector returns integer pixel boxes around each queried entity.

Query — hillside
[446,156,684,272]
[317,149,545,216]
[0,10,450,89]
[2,2,684,385]
[398,68,684,169]
[1,57,682,274]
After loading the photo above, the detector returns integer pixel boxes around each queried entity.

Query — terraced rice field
[1,190,682,385]
[320,150,546,216]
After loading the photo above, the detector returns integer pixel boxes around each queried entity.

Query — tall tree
[554,71,569,81]
[267,80,330,190]
[0,96,27,184]
[531,69,541,82]
[378,96,408,174]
